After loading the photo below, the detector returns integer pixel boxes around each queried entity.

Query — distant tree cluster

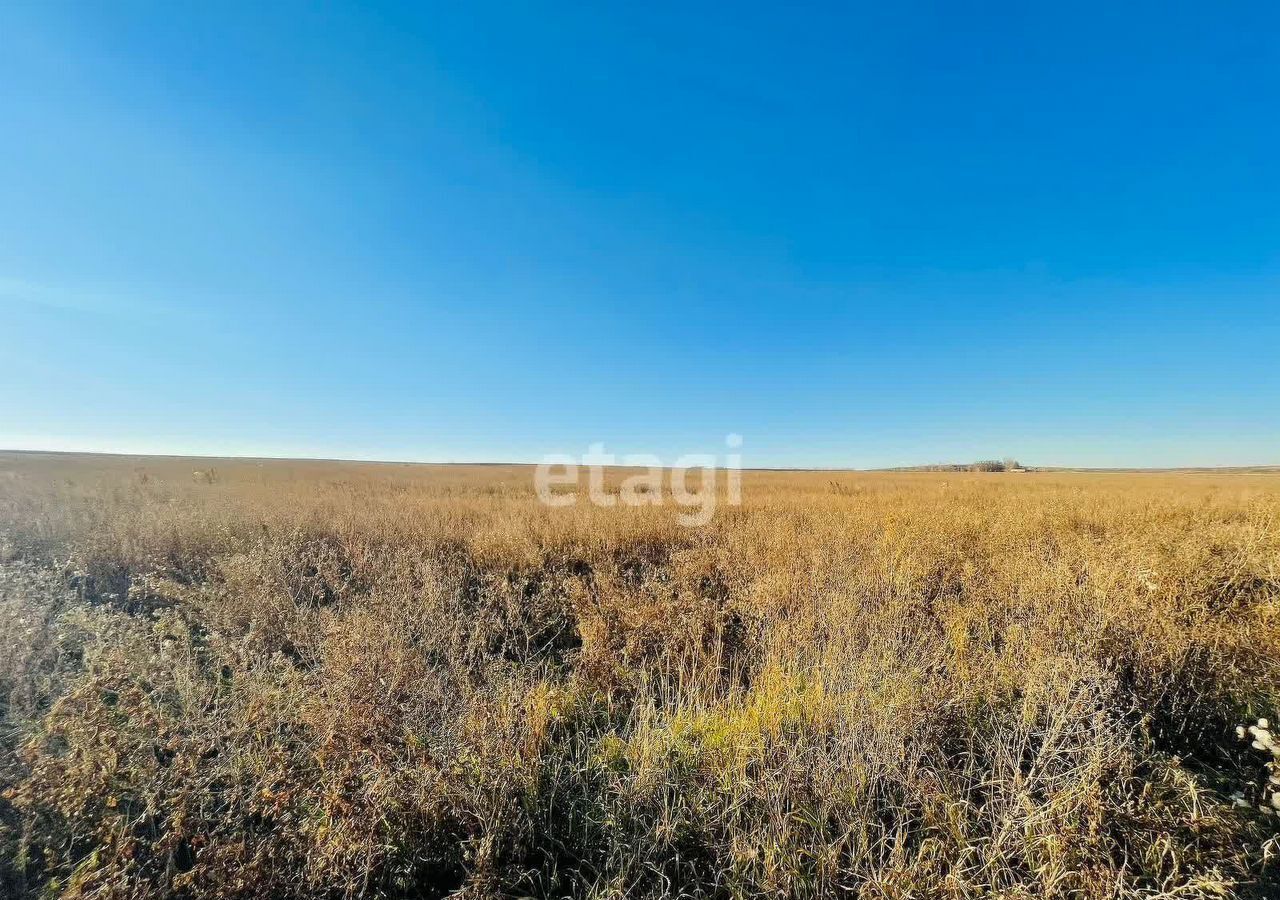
[971,458,1025,472]
[900,458,1027,472]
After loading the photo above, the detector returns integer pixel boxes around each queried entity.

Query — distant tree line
[971,458,1022,472]
[895,458,1027,472]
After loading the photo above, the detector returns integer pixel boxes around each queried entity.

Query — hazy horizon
[4,445,1279,474]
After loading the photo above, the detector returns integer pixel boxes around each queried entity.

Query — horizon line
[3,446,1279,475]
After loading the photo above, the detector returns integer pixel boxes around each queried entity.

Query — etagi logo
[534,434,743,527]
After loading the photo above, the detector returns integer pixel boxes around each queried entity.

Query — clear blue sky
[2,2,1278,468]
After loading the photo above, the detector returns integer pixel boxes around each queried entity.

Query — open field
[1,451,1279,898]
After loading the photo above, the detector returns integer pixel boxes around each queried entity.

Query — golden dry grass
[1,450,1279,898]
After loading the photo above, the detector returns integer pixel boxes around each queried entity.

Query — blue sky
[2,2,1278,468]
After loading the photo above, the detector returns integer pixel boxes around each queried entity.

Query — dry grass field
[2,450,1279,899]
